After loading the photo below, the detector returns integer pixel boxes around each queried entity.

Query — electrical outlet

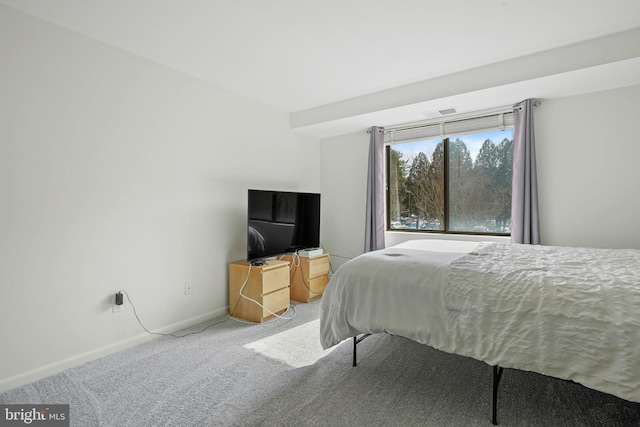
[184,283,193,295]
[112,304,123,313]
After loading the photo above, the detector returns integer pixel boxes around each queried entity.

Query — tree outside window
[387,128,513,235]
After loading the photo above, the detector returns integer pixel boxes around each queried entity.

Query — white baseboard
[0,307,228,394]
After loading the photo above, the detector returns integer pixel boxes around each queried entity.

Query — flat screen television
[247,189,321,263]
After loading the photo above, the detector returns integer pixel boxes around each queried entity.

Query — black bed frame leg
[492,365,504,425]
[353,336,357,366]
[352,334,371,367]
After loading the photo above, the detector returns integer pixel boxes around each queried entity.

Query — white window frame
[384,106,515,236]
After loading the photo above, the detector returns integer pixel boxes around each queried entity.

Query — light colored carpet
[1,299,639,426]
[244,318,339,368]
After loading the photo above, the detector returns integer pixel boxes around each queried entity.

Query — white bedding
[319,239,640,403]
[320,239,483,350]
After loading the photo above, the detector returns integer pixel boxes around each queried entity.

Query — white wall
[535,85,640,249]
[0,6,320,391]
[320,84,640,270]
[319,133,369,267]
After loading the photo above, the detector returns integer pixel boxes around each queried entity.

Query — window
[386,111,514,235]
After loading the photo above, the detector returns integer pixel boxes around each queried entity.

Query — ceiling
[2,0,640,137]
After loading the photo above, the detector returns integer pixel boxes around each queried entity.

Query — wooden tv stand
[281,253,330,303]
[228,259,290,323]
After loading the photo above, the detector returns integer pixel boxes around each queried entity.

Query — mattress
[319,239,640,403]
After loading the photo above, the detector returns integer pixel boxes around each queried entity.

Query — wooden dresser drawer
[262,287,290,317]
[228,259,290,323]
[261,264,290,294]
[307,275,329,295]
[283,253,331,303]
[304,254,330,278]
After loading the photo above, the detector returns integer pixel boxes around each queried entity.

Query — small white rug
[244,319,338,368]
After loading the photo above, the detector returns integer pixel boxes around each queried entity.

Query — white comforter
[319,239,640,403]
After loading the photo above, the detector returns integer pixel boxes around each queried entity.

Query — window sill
[384,231,510,248]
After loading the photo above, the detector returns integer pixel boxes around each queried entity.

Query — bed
[319,239,640,423]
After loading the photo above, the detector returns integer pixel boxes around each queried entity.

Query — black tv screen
[247,190,320,262]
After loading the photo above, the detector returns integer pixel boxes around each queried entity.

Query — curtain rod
[366,100,541,134]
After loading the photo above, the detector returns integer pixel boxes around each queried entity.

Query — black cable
[319,244,353,274]
[290,252,324,295]
[119,290,229,338]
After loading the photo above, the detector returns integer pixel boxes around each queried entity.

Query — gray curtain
[511,99,540,244]
[364,126,385,252]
